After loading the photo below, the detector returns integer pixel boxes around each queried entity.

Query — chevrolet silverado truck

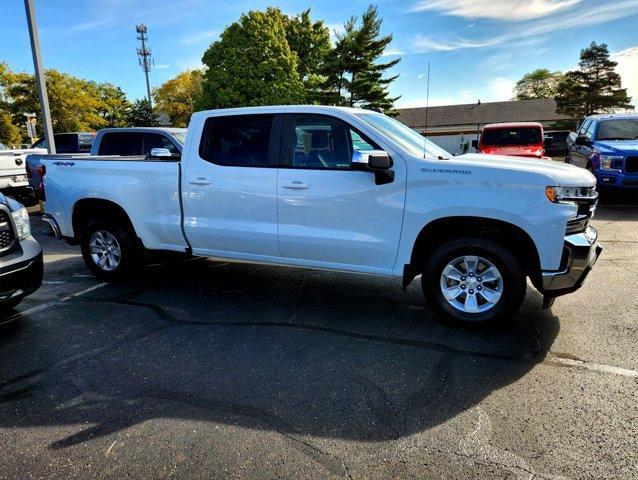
[566,114,638,189]
[471,122,551,159]
[40,106,601,324]
[0,192,42,312]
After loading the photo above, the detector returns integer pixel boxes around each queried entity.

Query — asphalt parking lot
[0,198,637,480]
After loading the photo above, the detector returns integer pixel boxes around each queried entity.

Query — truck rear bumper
[541,226,602,297]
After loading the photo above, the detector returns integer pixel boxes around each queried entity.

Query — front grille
[0,210,16,254]
[626,156,638,174]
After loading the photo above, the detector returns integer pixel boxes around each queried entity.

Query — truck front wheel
[421,237,527,324]
[80,219,142,282]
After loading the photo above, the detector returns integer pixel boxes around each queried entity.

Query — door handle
[189,176,211,185]
[281,181,309,190]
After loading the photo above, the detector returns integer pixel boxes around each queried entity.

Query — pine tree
[126,99,160,127]
[328,6,400,110]
[556,42,632,117]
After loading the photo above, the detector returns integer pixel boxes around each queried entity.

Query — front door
[183,114,281,258]
[277,114,405,271]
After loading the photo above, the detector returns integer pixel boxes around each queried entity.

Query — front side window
[578,119,592,136]
[200,115,276,167]
[584,121,596,140]
[288,115,379,169]
[143,133,180,156]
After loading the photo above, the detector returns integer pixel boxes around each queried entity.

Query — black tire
[80,218,142,282]
[421,237,527,325]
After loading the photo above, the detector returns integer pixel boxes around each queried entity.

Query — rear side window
[54,134,77,153]
[98,132,144,156]
[78,134,95,152]
[199,115,277,167]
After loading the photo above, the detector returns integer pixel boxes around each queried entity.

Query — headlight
[11,207,31,240]
[545,186,598,204]
[599,155,623,171]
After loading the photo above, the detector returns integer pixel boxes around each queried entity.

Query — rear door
[276,113,405,271]
[182,114,281,257]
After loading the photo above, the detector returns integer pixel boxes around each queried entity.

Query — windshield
[0,142,7,150]
[172,132,186,145]
[481,127,542,146]
[597,119,638,140]
[355,112,451,159]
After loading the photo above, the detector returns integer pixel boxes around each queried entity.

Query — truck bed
[41,155,188,252]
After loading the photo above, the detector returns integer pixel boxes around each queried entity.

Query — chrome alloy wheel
[439,255,503,314]
[89,230,121,272]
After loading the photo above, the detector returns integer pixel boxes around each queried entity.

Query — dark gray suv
[0,193,42,311]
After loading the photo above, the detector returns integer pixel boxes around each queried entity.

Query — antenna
[136,24,153,107]
[423,61,431,158]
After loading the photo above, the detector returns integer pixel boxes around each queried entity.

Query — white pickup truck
[40,106,602,324]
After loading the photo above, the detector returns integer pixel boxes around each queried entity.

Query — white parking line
[2,282,108,323]
[546,356,638,378]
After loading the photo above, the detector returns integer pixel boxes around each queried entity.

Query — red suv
[472,122,550,159]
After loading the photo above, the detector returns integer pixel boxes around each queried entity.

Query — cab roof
[482,122,543,129]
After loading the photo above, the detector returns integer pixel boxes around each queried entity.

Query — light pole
[23,0,55,154]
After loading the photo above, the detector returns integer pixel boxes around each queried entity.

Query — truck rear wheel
[80,219,142,282]
[421,237,526,324]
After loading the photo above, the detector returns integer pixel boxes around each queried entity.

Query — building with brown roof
[396,98,573,136]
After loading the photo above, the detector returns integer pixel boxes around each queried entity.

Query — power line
[136,24,154,107]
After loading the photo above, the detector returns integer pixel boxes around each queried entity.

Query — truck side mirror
[149,147,179,160]
[471,139,478,149]
[575,135,589,146]
[352,150,394,185]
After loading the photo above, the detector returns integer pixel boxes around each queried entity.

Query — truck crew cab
[40,106,601,324]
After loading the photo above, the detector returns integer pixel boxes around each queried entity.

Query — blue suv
[566,114,638,189]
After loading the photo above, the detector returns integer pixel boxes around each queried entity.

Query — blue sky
[2,0,638,108]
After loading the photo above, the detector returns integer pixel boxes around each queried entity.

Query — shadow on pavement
[0,252,559,451]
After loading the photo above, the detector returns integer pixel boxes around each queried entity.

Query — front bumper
[0,239,43,304]
[541,226,602,297]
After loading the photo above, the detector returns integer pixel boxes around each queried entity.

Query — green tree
[1,68,107,134]
[154,70,203,127]
[283,10,332,103]
[96,83,131,128]
[199,8,304,109]
[126,99,160,127]
[0,110,21,147]
[0,64,21,146]
[556,42,632,117]
[327,5,400,110]
[514,69,563,100]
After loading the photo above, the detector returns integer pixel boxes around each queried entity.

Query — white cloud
[181,30,219,46]
[395,77,515,108]
[382,47,405,57]
[411,1,638,53]
[411,0,582,21]
[612,46,638,108]
[412,34,498,52]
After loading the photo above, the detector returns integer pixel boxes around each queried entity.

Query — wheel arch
[403,216,542,290]
[71,198,138,243]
